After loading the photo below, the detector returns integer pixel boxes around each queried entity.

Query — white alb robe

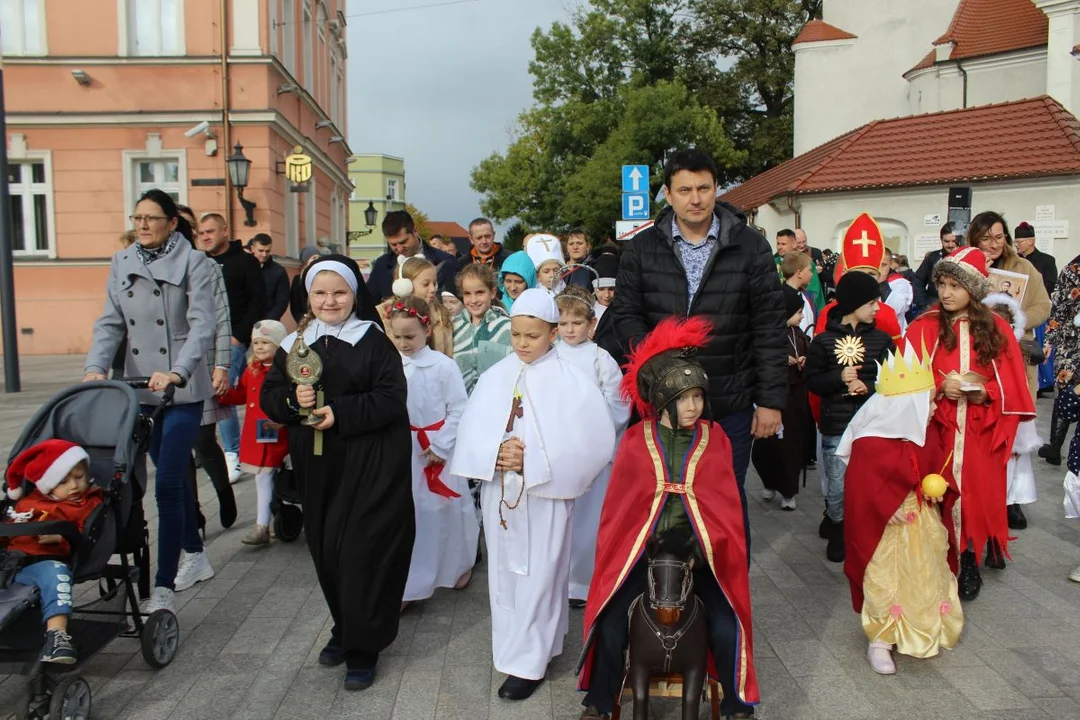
[1007,419,1040,505]
[556,340,630,601]
[449,347,616,679]
[401,346,478,602]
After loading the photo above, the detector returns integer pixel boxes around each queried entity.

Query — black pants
[584,560,753,716]
[188,423,230,508]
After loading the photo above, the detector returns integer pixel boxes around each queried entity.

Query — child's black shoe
[41,628,77,664]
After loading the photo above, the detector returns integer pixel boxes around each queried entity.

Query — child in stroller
[4,440,103,664]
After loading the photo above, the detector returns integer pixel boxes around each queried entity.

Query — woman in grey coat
[84,189,218,614]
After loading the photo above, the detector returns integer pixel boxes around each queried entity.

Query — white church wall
[907,65,965,115]
[788,178,1080,265]
[965,51,1048,108]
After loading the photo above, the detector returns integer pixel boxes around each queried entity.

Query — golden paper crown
[875,345,934,397]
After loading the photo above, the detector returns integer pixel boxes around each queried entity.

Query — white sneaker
[780,496,797,511]
[762,489,776,501]
[143,586,175,614]
[867,641,896,675]
[1069,565,1080,583]
[225,452,242,484]
[174,551,215,592]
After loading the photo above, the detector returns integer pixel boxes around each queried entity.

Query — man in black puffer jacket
[612,148,789,535]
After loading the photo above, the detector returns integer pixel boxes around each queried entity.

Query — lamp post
[0,53,21,392]
[347,202,379,244]
[226,142,257,227]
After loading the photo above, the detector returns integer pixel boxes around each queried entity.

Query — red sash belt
[410,419,460,499]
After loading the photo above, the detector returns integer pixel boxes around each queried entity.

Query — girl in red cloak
[905,247,1035,602]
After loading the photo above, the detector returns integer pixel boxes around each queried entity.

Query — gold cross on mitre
[852,230,877,257]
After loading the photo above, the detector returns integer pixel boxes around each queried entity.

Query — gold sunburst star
[833,336,866,367]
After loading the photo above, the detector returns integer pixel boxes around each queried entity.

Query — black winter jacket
[612,203,789,417]
[367,242,458,303]
[209,240,266,344]
[260,257,290,321]
[804,306,895,436]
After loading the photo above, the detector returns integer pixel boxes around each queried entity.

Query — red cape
[905,310,1035,561]
[843,435,949,612]
[577,420,759,705]
[809,301,904,422]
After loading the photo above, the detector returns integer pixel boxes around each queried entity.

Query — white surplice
[555,340,630,601]
[449,347,616,679]
[401,346,479,602]
[1007,419,1041,505]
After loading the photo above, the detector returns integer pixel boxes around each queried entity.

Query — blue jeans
[145,401,204,589]
[1035,323,1055,390]
[718,408,753,559]
[218,343,247,455]
[820,434,846,522]
[15,560,73,622]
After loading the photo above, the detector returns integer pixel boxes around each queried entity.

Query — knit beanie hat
[932,246,991,301]
[299,246,325,264]
[782,284,805,319]
[5,439,90,500]
[835,271,881,316]
[251,319,288,347]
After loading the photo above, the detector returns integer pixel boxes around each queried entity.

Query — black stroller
[1,380,180,720]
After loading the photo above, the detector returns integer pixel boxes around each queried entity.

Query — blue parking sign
[622,192,650,221]
[622,165,649,193]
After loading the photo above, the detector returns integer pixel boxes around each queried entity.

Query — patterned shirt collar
[671,214,721,247]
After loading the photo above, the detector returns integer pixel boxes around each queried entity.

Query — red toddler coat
[218,362,290,470]
[5,488,104,558]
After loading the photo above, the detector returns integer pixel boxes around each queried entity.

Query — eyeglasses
[130,215,167,225]
[309,290,353,303]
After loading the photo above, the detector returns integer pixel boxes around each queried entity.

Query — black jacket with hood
[804,305,895,436]
[611,203,789,418]
[210,240,266,344]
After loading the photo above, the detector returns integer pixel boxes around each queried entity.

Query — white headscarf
[305,260,358,294]
[835,389,933,465]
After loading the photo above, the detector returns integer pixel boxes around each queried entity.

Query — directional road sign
[622,165,649,193]
[622,192,650,221]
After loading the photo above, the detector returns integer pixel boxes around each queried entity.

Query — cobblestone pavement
[2,356,1079,719]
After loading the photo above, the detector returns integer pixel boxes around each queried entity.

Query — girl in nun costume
[261,255,414,693]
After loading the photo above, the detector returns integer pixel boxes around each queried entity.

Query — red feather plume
[621,315,713,417]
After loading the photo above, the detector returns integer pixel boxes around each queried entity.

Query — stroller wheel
[273,504,304,543]
[141,609,180,668]
[48,676,91,720]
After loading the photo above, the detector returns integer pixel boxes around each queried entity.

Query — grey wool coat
[86,235,217,406]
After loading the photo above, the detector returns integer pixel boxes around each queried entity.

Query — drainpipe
[220,0,234,231]
[786,193,801,228]
[957,60,968,109]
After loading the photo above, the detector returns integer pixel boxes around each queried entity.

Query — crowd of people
[3,146,1078,718]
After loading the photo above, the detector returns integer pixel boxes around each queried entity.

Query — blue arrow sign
[622,165,649,193]
[622,192,650,221]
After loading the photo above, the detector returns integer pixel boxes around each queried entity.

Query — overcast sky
[346,0,572,227]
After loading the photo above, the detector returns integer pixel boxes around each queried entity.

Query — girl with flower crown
[384,295,478,606]
[905,247,1034,604]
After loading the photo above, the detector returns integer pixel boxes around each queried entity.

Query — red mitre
[841,213,886,273]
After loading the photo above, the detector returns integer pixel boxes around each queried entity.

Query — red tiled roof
[426,221,469,239]
[793,19,857,45]
[908,49,937,73]
[933,0,1047,62]
[719,96,1080,211]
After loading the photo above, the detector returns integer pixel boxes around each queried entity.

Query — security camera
[185,121,210,138]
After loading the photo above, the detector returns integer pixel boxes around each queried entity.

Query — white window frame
[119,0,186,57]
[386,178,399,202]
[329,53,338,128]
[306,175,318,247]
[7,152,56,258]
[0,0,47,56]
[122,150,188,215]
[335,55,344,128]
[285,176,300,257]
[316,3,328,105]
[281,0,295,75]
[302,0,313,94]
[268,0,278,57]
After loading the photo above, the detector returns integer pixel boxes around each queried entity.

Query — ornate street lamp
[226,142,257,227]
[348,202,379,244]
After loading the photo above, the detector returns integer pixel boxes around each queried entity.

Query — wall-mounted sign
[924,214,941,226]
[285,145,313,185]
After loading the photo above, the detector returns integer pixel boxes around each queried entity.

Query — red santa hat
[4,439,90,500]
[932,246,991,301]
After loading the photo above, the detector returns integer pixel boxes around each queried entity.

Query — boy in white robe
[449,288,616,701]
[554,287,630,606]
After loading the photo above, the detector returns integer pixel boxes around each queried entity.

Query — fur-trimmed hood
[983,292,1026,340]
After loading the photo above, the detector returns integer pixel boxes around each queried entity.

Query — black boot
[1007,504,1028,530]
[825,520,845,563]
[958,550,982,601]
[818,511,831,539]
[1038,408,1070,466]
[984,539,1006,570]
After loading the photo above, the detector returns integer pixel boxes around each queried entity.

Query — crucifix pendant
[500,519,508,530]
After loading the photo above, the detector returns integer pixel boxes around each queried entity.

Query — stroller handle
[118,376,185,402]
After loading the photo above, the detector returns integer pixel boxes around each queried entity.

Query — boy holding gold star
[805,271,895,563]
[835,345,963,676]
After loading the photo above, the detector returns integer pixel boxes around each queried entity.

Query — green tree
[502,221,528,252]
[405,203,433,240]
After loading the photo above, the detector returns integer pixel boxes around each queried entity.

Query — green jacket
[453,308,513,394]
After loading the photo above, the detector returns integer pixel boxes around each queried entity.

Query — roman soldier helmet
[840,212,887,275]
[622,316,712,418]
